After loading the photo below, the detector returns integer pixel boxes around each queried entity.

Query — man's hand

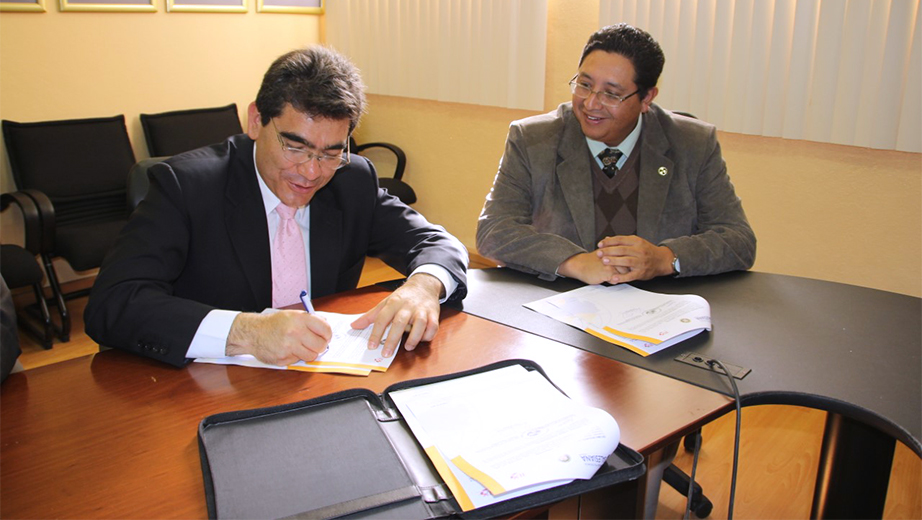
[351,273,444,358]
[225,310,332,366]
[596,235,675,283]
[557,251,630,285]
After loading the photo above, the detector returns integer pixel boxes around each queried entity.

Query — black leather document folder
[198,359,645,519]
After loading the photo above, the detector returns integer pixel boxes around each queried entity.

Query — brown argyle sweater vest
[592,146,640,242]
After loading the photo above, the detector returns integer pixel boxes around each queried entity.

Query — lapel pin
[658,166,668,176]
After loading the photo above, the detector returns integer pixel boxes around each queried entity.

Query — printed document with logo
[390,365,620,511]
[194,311,398,376]
[524,284,711,356]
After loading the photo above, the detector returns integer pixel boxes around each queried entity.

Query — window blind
[326,0,548,111]
[600,0,920,152]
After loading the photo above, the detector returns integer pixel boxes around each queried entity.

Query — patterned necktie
[271,203,308,308]
[598,148,624,178]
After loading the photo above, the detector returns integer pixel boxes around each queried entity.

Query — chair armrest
[1,191,46,254]
[20,189,56,254]
[353,141,407,180]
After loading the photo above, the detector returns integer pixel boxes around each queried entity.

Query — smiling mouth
[288,180,316,193]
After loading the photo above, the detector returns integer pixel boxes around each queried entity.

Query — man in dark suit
[477,24,755,285]
[85,47,468,368]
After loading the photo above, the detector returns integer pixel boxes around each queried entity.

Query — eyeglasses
[272,120,350,171]
[569,75,639,107]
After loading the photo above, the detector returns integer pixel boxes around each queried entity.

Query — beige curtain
[326,0,548,111]
[600,0,921,152]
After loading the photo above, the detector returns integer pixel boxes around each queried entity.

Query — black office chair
[0,193,54,349]
[350,137,417,205]
[2,115,138,341]
[140,103,243,157]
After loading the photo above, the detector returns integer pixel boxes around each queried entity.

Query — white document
[194,311,398,376]
[390,365,620,511]
[524,284,711,356]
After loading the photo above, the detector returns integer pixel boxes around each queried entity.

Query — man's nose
[585,90,604,110]
[297,157,323,180]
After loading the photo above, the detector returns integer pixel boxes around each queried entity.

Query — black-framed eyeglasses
[272,119,350,171]
[569,74,639,107]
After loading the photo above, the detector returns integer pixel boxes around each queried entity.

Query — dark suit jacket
[1,276,21,382]
[85,135,468,367]
[476,103,756,279]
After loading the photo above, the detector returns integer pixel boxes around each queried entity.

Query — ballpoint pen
[299,290,315,314]
[300,290,328,356]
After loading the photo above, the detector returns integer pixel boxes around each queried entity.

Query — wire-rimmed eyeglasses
[569,74,639,107]
[272,119,350,171]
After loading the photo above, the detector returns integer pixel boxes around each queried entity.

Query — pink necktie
[272,203,308,308]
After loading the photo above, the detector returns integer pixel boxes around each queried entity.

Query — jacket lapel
[637,106,674,240]
[224,138,273,308]
[308,190,343,298]
[556,107,597,250]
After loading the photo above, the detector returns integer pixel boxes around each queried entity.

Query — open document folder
[390,365,620,512]
[194,311,398,376]
[525,284,711,356]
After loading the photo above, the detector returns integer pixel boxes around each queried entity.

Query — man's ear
[641,86,658,113]
[246,102,263,140]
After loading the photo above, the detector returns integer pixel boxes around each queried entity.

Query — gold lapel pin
[658,166,668,176]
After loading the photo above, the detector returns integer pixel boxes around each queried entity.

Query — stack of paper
[525,284,711,356]
[195,311,398,376]
[390,365,620,512]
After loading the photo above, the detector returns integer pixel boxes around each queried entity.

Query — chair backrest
[140,103,243,157]
[349,137,417,204]
[2,115,136,227]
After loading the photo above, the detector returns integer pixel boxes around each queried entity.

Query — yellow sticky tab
[602,326,661,344]
[585,328,650,357]
[451,456,506,496]
[424,446,475,511]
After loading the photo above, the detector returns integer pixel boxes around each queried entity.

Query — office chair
[350,137,417,205]
[0,193,54,349]
[2,115,138,341]
[140,103,243,157]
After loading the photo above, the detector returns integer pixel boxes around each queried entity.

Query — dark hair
[255,46,366,133]
[579,23,665,98]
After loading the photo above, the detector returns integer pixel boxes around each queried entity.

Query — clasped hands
[557,235,675,286]
[225,273,444,366]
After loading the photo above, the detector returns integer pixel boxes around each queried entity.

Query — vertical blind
[599,0,920,152]
[326,0,548,111]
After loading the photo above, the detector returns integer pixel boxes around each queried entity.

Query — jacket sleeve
[84,163,213,367]
[657,125,757,277]
[364,161,470,301]
[476,122,587,280]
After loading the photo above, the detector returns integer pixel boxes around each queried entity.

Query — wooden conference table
[0,285,732,519]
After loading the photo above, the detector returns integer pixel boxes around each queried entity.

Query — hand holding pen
[300,290,328,356]
[300,290,316,314]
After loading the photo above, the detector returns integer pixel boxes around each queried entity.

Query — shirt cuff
[410,264,457,303]
[186,309,240,359]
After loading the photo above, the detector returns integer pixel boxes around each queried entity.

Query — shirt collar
[585,115,643,169]
[253,142,282,218]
